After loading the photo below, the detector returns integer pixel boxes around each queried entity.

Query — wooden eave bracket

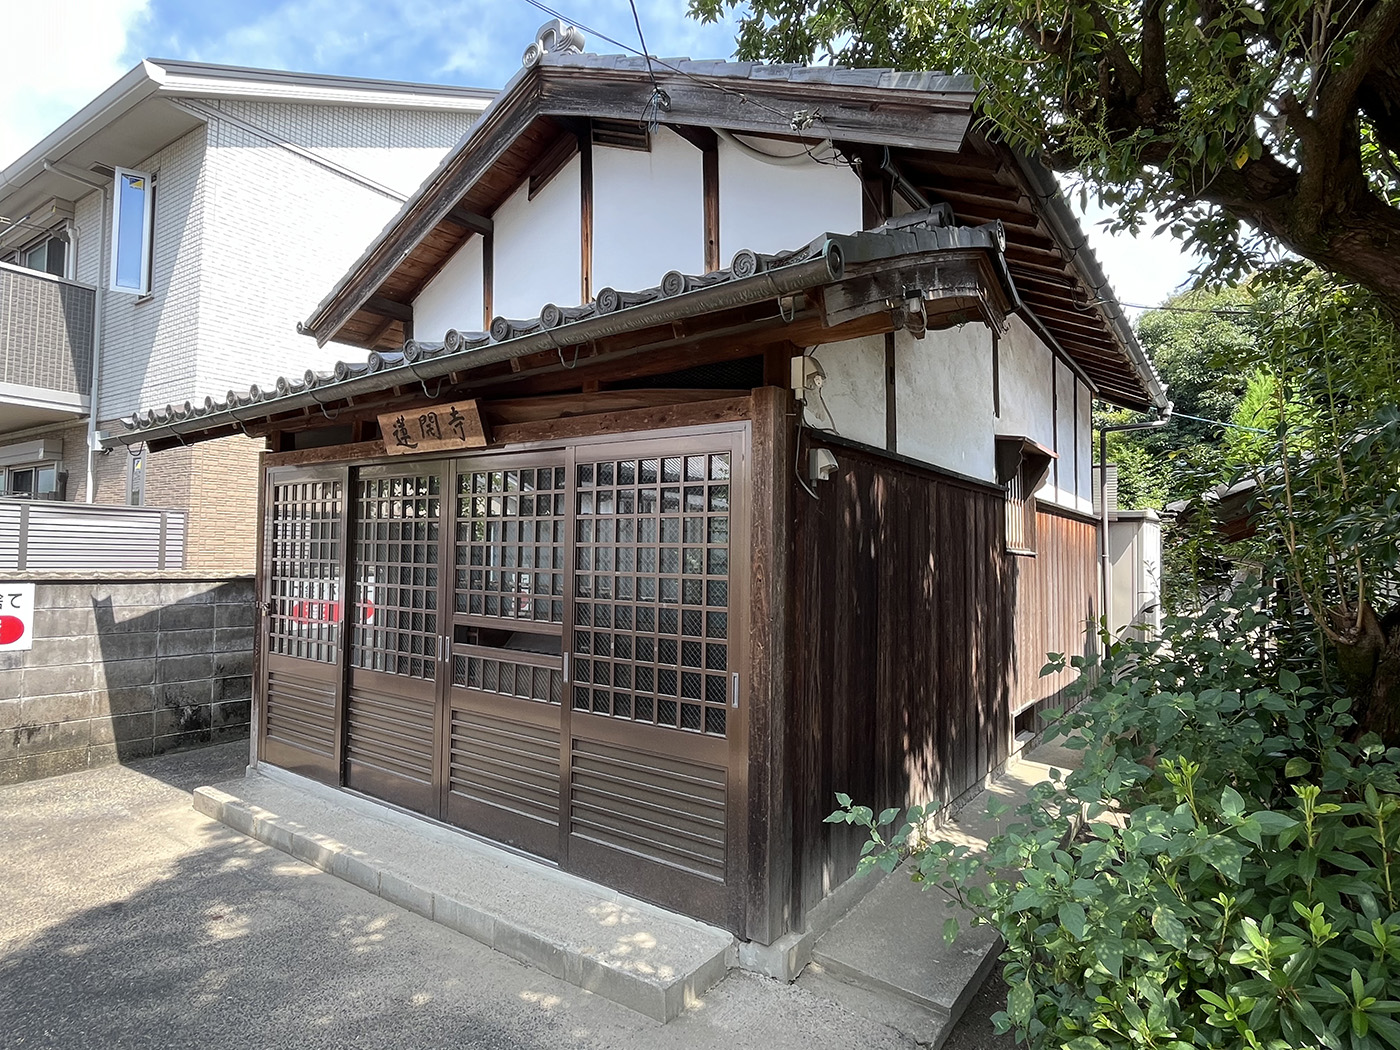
[995,434,1056,490]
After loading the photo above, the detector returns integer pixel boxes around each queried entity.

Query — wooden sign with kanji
[378,399,489,454]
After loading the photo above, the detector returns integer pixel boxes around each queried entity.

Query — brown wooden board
[378,400,488,454]
[787,442,1095,925]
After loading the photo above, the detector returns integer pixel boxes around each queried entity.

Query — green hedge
[831,586,1400,1049]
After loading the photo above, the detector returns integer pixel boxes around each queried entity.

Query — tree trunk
[1332,601,1400,745]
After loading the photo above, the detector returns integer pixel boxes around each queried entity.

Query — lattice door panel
[454,463,567,627]
[571,451,733,737]
[345,465,446,815]
[267,476,343,663]
[351,471,442,679]
[563,434,744,935]
[261,468,346,783]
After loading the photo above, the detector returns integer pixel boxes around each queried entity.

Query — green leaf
[1152,905,1190,950]
[1285,757,1311,777]
[1221,786,1245,820]
[1008,978,1034,1025]
[835,792,851,808]
[1059,901,1088,940]
[942,916,960,944]
[1279,668,1301,692]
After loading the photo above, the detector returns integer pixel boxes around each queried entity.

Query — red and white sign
[0,583,35,651]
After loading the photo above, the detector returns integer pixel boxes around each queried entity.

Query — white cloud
[0,0,150,171]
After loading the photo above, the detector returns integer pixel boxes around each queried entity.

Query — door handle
[731,671,739,709]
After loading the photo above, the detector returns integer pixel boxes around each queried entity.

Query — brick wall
[0,574,255,785]
[187,435,263,573]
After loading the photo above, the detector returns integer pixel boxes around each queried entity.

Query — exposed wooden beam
[580,129,593,303]
[364,295,413,323]
[537,75,972,153]
[444,205,493,234]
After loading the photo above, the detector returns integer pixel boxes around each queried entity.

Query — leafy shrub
[832,585,1400,1049]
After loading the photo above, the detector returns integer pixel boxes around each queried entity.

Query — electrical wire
[1170,410,1268,434]
[518,0,810,127]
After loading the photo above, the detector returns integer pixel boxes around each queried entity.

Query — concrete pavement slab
[0,743,931,1050]
[195,766,737,1022]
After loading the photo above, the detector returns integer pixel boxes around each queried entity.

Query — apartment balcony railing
[0,499,186,571]
[0,262,95,399]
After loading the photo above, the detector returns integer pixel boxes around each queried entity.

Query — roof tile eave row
[122,212,1007,439]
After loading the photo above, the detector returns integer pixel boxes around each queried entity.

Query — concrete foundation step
[805,868,1000,1049]
[797,739,1083,1047]
[193,768,735,1022]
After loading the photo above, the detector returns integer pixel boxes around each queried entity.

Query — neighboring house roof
[0,58,494,222]
[116,211,1011,449]
[297,50,1165,412]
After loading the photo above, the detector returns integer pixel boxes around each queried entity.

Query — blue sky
[3,0,1197,308]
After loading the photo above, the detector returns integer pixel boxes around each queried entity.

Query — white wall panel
[716,135,862,263]
[413,235,485,341]
[1077,377,1095,512]
[804,335,885,449]
[1053,358,1079,509]
[998,312,1056,495]
[492,155,582,320]
[895,324,996,481]
[593,130,703,291]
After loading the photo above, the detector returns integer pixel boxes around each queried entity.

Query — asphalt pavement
[0,743,1011,1050]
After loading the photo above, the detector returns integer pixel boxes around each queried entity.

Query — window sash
[110,167,154,294]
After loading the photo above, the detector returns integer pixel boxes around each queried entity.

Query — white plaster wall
[894,323,996,481]
[593,130,703,291]
[996,314,1056,456]
[1053,358,1078,508]
[413,235,485,341]
[716,135,862,262]
[1076,377,1095,512]
[492,155,582,320]
[804,335,885,449]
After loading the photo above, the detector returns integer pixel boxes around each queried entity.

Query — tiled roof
[534,51,975,96]
[117,212,1010,446]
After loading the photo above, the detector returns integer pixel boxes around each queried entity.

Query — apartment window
[996,436,1055,556]
[24,234,68,277]
[2,232,68,278]
[111,167,154,294]
[2,463,65,500]
[127,448,146,507]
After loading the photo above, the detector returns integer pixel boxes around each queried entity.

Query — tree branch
[1315,0,1400,131]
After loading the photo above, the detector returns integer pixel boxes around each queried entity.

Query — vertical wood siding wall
[789,444,1096,923]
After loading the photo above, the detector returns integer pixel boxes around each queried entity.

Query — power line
[517,0,800,127]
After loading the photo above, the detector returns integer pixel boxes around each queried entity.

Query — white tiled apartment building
[0,60,492,572]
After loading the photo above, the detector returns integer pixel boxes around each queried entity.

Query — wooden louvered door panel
[344,464,446,816]
[442,455,567,861]
[260,467,347,784]
[563,436,748,934]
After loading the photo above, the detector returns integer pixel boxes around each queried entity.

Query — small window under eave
[996,435,1056,556]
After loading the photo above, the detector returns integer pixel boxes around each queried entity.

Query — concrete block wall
[0,574,256,785]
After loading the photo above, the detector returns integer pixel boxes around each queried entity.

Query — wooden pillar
[746,385,794,943]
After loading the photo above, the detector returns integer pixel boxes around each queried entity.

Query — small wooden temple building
[117,34,1167,945]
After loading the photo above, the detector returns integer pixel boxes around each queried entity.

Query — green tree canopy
[689,0,1400,314]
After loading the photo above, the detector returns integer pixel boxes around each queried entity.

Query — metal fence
[0,499,186,571]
